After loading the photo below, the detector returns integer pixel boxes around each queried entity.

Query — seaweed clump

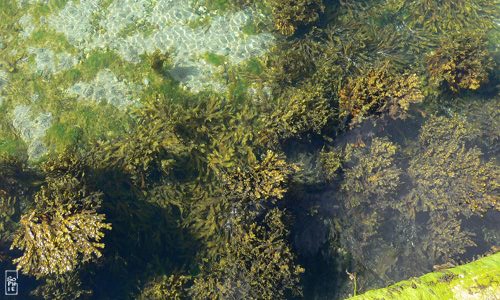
[96,96,185,187]
[0,155,43,264]
[267,39,322,88]
[94,93,305,298]
[427,33,495,92]
[325,112,500,286]
[0,156,30,197]
[319,149,343,181]
[338,137,403,259]
[462,97,500,155]
[0,196,19,243]
[339,62,424,125]
[264,84,332,141]
[341,137,402,209]
[11,154,111,278]
[401,115,499,262]
[222,150,299,202]
[139,275,191,300]
[0,156,31,243]
[393,0,499,33]
[268,0,324,36]
[31,271,92,300]
[190,209,304,300]
[407,115,499,217]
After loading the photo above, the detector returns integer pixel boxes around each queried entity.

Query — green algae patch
[198,0,233,12]
[242,20,259,35]
[28,0,70,23]
[44,122,83,154]
[43,103,133,153]
[187,16,212,30]
[244,57,264,75]
[349,252,500,300]
[77,51,119,80]
[0,138,27,158]
[204,52,227,66]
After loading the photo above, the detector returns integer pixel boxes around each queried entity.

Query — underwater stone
[17,0,48,6]
[11,105,52,160]
[30,93,39,103]
[48,0,101,47]
[150,1,198,26]
[66,69,138,108]
[98,0,152,40]
[28,48,78,76]
[0,70,8,91]
[18,14,35,39]
[0,70,8,108]
[29,48,55,75]
[57,52,78,70]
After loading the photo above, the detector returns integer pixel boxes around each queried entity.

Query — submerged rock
[11,105,52,160]
[66,69,139,108]
[18,14,35,39]
[28,48,78,76]
[0,70,8,91]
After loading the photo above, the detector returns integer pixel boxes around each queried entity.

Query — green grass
[1,47,140,158]
[0,36,195,158]
[62,68,83,82]
[349,252,500,300]
[0,97,27,158]
[100,0,116,9]
[23,46,198,157]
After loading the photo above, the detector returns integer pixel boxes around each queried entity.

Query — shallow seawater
[0,0,499,299]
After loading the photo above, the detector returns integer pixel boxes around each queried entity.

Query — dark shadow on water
[82,169,199,300]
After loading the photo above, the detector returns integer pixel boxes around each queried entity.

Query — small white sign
[5,270,18,296]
